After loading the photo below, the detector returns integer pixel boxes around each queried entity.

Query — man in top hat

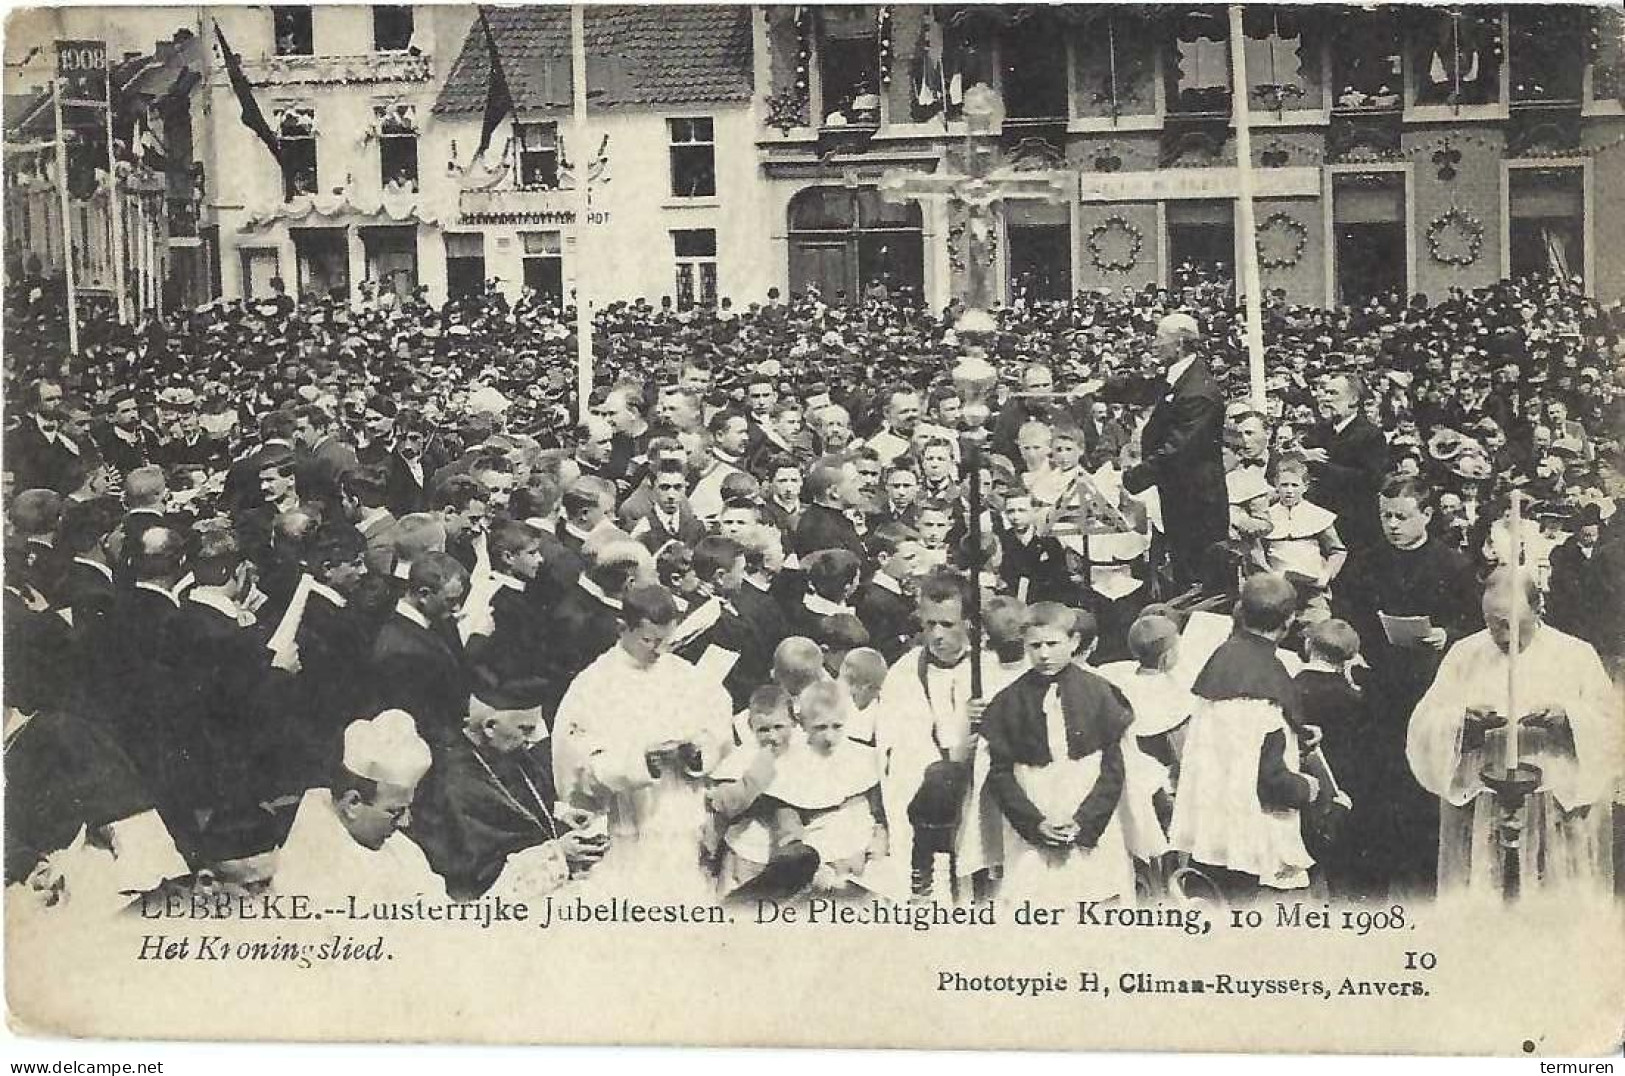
[1122,313,1227,592]
[272,710,445,903]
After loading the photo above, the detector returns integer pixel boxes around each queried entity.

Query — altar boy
[980,603,1135,903]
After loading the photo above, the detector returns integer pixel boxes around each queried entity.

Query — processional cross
[876,86,1070,325]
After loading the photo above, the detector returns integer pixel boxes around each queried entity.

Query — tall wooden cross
[878,93,1070,319]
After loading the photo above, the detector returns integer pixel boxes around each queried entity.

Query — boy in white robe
[1169,574,1323,900]
[836,647,889,747]
[705,686,801,894]
[870,571,1001,901]
[981,603,1136,903]
[763,682,886,892]
[1407,568,1618,903]
[553,584,735,900]
[1264,457,1345,624]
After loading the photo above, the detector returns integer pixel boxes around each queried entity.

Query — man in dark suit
[854,524,920,664]
[629,460,706,553]
[793,460,866,560]
[539,540,648,717]
[465,520,554,701]
[288,525,375,786]
[104,526,192,848]
[223,410,299,515]
[368,552,471,745]
[94,388,162,477]
[6,378,87,495]
[292,402,360,508]
[1122,313,1227,592]
[1302,372,1389,555]
[167,528,278,860]
[54,498,121,700]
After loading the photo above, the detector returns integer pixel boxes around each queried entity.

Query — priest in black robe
[1333,477,1482,896]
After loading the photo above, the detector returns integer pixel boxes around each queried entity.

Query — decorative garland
[877,6,894,87]
[1426,207,1485,267]
[1256,212,1308,270]
[764,7,812,133]
[795,7,812,99]
[1087,215,1143,274]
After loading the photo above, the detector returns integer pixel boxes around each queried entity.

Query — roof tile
[433,5,755,116]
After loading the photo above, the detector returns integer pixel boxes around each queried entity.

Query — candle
[1504,492,1522,775]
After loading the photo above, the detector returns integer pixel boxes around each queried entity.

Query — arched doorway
[788,186,923,304]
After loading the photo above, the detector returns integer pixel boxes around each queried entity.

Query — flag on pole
[135,109,167,170]
[212,21,281,164]
[475,6,515,159]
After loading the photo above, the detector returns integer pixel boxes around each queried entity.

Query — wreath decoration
[1427,207,1485,267]
[1256,212,1308,270]
[1087,215,1143,274]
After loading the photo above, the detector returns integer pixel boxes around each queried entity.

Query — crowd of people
[5,262,1622,916]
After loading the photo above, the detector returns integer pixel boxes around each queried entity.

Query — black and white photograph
[2,0,1622,1058]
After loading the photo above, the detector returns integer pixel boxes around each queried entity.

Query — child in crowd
[1265,457,1346,625]
[1293,619,1364,897]
[980,604,1135,902]
[705,685,800,896]
[836,647,888,747]
[763,681,886,893]
[915,502,955,570]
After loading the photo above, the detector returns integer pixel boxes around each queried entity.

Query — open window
[372,5,413,52]
[668,118,716,198]
[276,106,318,200]
[818,6,882,127]
[375,103,418,192]
[1330,9,1403,111]
[1509,7,1585,105]
[1241,8,1313,113]
[515,123,559,189]
[444,233,486,301]
[273,7,313,57]
[1000,12,1068,121]
[1411,6,1502,108]
[673,229,718,310]
[1167,8,1231,115]
[521,231,563,303]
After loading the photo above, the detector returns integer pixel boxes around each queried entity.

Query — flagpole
[51,62,80,357]
[1227,4,1265,409]
[105,48,129,324]
[571,3,592,423]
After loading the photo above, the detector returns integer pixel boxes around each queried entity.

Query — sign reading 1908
[56,39,108,105]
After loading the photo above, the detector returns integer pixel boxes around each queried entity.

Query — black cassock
[410,737,561,900]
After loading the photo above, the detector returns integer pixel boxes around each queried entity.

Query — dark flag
[475,6,514,159]
[213,21,281,164]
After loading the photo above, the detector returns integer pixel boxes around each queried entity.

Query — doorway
[1332,172,1407,305]
[1166,199,1235,280]
[1005,200,1072,302]
[291,227,349,302]
[1509,167,1584,285]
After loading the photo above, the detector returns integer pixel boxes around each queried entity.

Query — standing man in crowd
[1122,313,1226,592]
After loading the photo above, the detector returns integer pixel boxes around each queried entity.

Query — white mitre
[343,709,432,788]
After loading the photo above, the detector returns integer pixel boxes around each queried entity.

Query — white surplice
[553,645,734,900]
[1407,625,1619,902]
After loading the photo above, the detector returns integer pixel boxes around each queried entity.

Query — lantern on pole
[950,345,998,699]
